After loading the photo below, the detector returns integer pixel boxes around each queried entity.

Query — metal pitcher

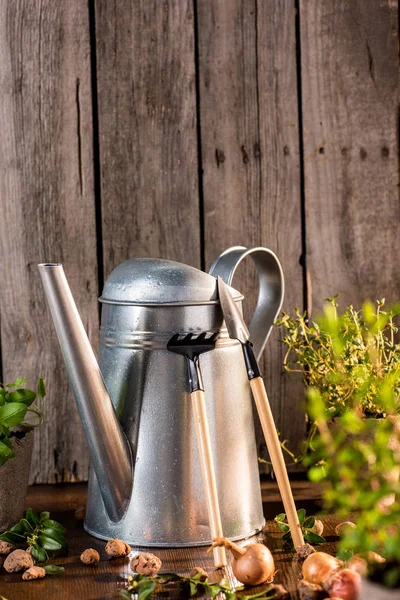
[39,246,284,546]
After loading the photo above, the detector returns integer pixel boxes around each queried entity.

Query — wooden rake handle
[191,389,227,568]
[250,377,304,549]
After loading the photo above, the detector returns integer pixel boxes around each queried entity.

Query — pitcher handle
[209,246,284,362]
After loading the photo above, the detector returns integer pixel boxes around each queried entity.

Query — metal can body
[84,301,264,546]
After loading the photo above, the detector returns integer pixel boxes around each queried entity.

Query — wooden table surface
[0,479,340,599]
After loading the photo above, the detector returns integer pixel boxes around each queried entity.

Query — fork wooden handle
[250,377,304,549]
[191,389,227,568]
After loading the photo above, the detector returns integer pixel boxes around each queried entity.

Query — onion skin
[326,568,361,600]
[210,537,274,586]
[302,552,341,585]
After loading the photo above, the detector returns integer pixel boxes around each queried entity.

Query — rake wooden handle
[191,389,227,568]
[250,377,304,549]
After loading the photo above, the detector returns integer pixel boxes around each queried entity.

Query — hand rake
[167,332,227,568]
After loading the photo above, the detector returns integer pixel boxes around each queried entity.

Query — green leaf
[303,516,315,529]
[277,523,290,533]
[9,389,36,406]
[37,535,63,551]
[26,508,40,527]
[43,565,64,576]
[19,518,34,533]
[0,402,27,427]
[31,545,48,563]
[0,439,15,459]
[297,508,306,525]
[9,521,29,536]
[41,528,67,546]
[282,531,292,542]
[40,511,50,522]
[275,513,286,522]
[37,379,46,400]
[304,531,326,544]
[42,519,66,533]
[0,531,25,544]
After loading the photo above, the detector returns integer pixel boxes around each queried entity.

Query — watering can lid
[99,258,243,306]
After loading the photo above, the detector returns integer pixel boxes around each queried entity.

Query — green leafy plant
[304,303,400,589]
[119,572,280,600]
[275,297,400,463]
[0,378,46,465]
[274,508,325,547]
[0,508,67,562]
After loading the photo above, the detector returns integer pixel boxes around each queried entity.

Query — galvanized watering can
[39,246,284,546]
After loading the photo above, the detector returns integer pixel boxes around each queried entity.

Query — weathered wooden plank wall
[0,0,398,483]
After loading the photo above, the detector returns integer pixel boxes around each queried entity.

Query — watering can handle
[209,246,285,362]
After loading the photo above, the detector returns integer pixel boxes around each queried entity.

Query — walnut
[105,538,131,558]
[130,552,162,575]
[0,541,14,555]
[80,548,100,565]
[190,566,208,581]
[22,566,46,580]
[3,549,34,573]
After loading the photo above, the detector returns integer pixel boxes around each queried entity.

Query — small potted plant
[303,304,400,598]
[276,297,400,462]
[0,378,46,531]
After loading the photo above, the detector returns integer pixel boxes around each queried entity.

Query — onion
[209,537,274,586]
[302,552,341,585]
[326,568,361,600]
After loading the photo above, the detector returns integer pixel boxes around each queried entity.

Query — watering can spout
[38,264,133,523]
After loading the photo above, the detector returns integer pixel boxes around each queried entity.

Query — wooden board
[94,0,201,275]
[300,0,400,313]
[0,1,97,483]
[197,0,305,466]
[0,481,337,599]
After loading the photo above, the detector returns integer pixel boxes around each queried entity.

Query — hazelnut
[309,519,324,536]
[22,566,46,580]
[3,549,34,573]
[0,541,14,555]
[80,548,100,565]
[334,521,356,536]
[130,552,162,576]
[105,538,131,558]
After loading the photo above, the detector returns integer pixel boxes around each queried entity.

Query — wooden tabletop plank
[0,481,338,599]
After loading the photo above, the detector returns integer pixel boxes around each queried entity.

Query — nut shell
[22,566,46,580]
[0,541,14,555]
[130,552,162,575]
[3,549,34,573]
[105,538,131,558]
[80,548,100,565]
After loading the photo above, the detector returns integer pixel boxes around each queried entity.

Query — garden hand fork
[167,332,227,568]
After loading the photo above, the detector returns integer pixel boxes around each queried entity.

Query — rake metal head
[167,332,219,362]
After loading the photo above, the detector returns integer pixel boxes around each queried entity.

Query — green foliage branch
[303,302,400,588]
[0,507,67,563]
[0,378,46,465]
[275,297,400,463]
[119,572,278,600]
